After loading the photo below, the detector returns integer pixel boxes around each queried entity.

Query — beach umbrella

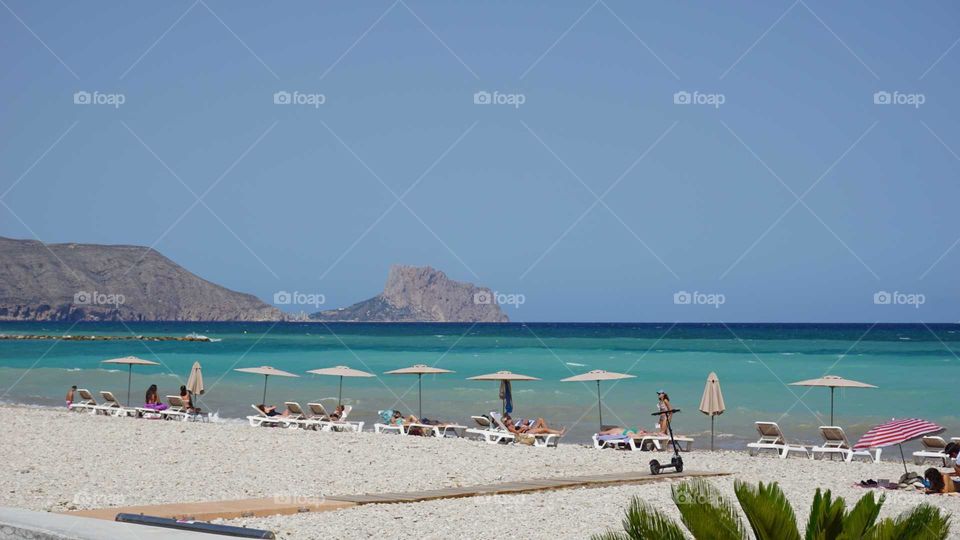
[561,370,635,431]
[186,361,204,396]
[467,371,540,415]
[698,372,726,451]
[385,364,455,418]
[234,366,299,404]
[101,356,160,406]
[789,375,877,425]
[853,418,944,474]
[306,365,375,406]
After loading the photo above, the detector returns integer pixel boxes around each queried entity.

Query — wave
[565,362,586,367]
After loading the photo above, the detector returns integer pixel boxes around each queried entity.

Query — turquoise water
[1,322,957,447]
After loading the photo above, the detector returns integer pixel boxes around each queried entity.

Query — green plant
[592,480,950,540]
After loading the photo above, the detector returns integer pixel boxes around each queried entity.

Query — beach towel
[500,381,513,414]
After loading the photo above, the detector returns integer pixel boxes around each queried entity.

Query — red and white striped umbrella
[853,418,943,449]
[853,418,944,474]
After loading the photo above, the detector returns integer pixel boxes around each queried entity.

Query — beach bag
[517,433,535,446]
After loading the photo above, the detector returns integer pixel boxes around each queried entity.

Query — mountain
[311,265,509,323]
[0,237,282,321]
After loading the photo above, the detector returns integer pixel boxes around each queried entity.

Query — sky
[1,1,958,322]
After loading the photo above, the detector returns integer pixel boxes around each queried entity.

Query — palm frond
[805,488,846,540]
[672,479,746,540]
[613,496,687,540]
[867,503,950,540]
[839,491,884,539]
[734,480,801,540]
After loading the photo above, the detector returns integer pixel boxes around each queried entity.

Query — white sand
[3,406,959,539]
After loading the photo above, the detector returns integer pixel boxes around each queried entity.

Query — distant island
[0,236,280,321]
[311,265,508,323]
[0,237,508,323]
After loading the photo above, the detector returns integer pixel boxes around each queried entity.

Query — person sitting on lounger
[144,384,169,411]
[502,413,565,436]
[330,404,345,421]
[65,385,76,408]
[924,467,958,494]
[180,385,201,413]
[945,442,960,476]
[257,404,288,417]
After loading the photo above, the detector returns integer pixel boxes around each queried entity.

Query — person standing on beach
[656,390,672,434]
[65,385,76,408]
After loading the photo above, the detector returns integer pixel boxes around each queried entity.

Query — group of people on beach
[64,384,200,413]
[596,390,674,439]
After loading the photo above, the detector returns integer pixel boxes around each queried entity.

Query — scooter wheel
[672,456,683,473]
[649,460,661,475]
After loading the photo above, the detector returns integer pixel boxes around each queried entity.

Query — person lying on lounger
[257,404,288,417]
[924,467,958,494]
[502,413,565,436]
[330,404,345,420]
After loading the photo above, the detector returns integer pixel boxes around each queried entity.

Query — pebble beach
[4,406,959,539]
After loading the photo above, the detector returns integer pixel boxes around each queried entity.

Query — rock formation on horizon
[0,236,282,321]
[311,265,509,323]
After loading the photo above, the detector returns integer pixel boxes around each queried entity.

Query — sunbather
[180,385,201,413]
[945,442,960,476]
[502,413,565,436]
[65,385,76,408]
[257,404,288,417]
[144,384,168,411]
[924,467,958,494]
[597,426,657,437]
[330,405,345,420]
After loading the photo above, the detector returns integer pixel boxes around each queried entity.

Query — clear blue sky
[2,1,958,322]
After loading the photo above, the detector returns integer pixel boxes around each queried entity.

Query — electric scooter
[649,408,683,475]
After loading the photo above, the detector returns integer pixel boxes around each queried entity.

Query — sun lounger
[97,391,138,417]
[496,413,562,448]
[325,405,364,432]
[746,421,810,459]
[277,402,312,429]
[466,412,516,444]
[301,402,336,431]
[374,410,404,435]
[812,426,882,463]
[592,431,694,451]
[246,404,285,427]
[159,395,190,421]
[68,389,98,413]
[913,436,949,465]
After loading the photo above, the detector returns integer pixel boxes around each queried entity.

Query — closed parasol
[698,372,725,451]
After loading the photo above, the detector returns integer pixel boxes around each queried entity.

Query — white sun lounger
[301,402,335,431]
[913,436,949,465]
[592,432,694,451]
[68,389,98,413]
[466,413,515,444]
[246,404,285,427]
[499,414,562,448]
[160,395,191,421]
[325,405,364,432]
[812,426,882,463]
[278,402,312,429]
[746,421,810,459]
[96,391,138,417]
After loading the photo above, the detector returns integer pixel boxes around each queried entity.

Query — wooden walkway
[67,470,728,522]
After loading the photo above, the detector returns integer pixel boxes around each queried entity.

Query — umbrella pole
[127,364,132,406]
[418,374,422,419]
[899,444,908,475]
[596,380,602,430]
[338,376,343,406]
[262,375,269,404]
[711,415,715,451]
[830,387,835,426]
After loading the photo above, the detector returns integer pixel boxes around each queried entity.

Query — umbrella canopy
[234,366,299,404]
[307,366,375,406]
[789,375,877,425]
[186,361,204,396]
[698,372,726,451]
[854,418,944,474]
[101,356,160,406]
[385,364,455,418]
[468,371,540,414]
[561,370,634,431]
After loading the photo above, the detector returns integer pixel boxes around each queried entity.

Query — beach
[5,406,959,539]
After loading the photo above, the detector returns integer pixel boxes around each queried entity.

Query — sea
[1,322,956,449]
